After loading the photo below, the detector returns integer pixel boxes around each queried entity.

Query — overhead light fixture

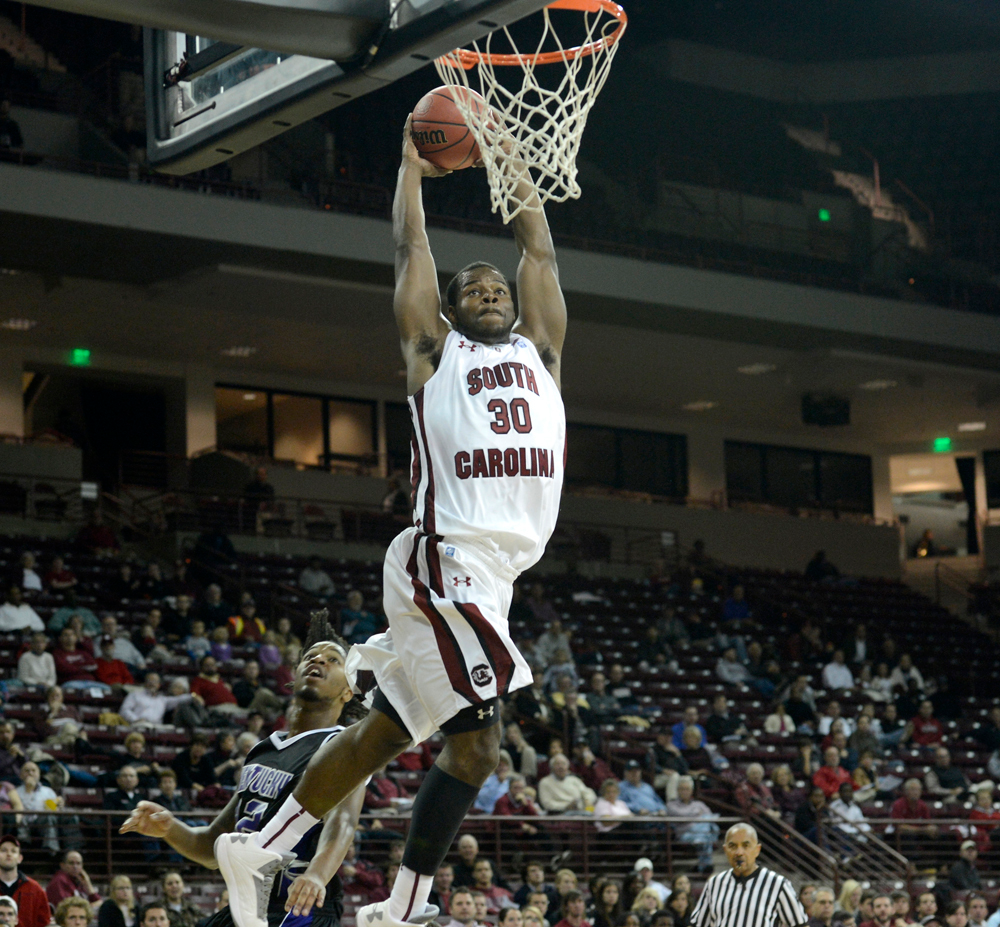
[1,318,36,330]
[221,346,257,358]
[242,393,258,401]
[737,363,776,375]
[859,379,898,390]
[958,422,986,432]
[0,268,19,276]
[682,400,717,412]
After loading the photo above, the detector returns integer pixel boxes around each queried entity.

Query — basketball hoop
[434,0,627,222]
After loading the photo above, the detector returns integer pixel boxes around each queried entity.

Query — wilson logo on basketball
[471,664,493,687]
[412,128,447,146]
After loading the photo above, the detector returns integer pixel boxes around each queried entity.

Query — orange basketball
[410,86,487,171]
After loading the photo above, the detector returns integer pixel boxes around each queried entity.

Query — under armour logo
[453,576,472,587]
[458,340,477,352]
[477,705,495,720]
[365,910,384,924]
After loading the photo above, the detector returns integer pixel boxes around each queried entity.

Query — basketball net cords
[435,7,622,223]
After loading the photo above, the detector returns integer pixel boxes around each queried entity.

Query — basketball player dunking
[213,117,567,927]
[119,614,368,927]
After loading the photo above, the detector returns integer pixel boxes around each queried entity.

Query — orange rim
[438,0,627,69]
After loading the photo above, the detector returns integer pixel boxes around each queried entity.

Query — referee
[690,824,808,927]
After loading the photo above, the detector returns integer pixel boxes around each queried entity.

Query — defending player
[214,117,567,927]
[119,612,367,927]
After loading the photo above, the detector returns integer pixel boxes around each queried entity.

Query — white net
[434,0,626,223]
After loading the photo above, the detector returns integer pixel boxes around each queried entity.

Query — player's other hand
[286,874,326,916]
[402,115,452,178]
[119,800,174,837]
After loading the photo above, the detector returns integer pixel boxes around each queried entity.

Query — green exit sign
[70,348,91,366]
[818,208,831,222]
[933,436,952,453]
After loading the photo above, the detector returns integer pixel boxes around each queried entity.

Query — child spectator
[210,626,232,663]
[184,621,212,663]
[258,630,282,670]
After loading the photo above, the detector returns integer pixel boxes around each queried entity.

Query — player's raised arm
[510,170,567,389]
[394,115,451,395]
[120,796,238,870]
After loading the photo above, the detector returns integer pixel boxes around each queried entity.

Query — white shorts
[345,527,533,744]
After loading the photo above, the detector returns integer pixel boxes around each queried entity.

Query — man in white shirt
[19,554,42,594]
[100,616,146,670]
[817,701,854,738]
[120,672,196,726]
[537,754,595,812]
[828,782,870,860]
[0,588,43,633]
[298,557,335,599]
[16,634,55,688]
[822,651,855,692]
[888,654,925,694]
[632,858,671,905]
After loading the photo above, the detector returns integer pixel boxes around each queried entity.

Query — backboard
[143,0,552,174]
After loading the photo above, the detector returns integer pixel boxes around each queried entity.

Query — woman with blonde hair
[522,907,545,927]
[630,889,662,927]
[836,881,862,916]
[55,897,93,927]
[98,875,135,927]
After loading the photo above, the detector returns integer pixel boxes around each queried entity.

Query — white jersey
[409,328,566,573]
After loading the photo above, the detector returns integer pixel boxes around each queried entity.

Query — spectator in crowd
[924,748,968,803]
[341,841,387,904]
[544,654,579,695]
[75,514,119,558]
[95,636,134,688]
[515,669,553,737]
[810,889,835,927]
[298,557,335,599]
[915,893,937,922]
[136,905,170,927]
[103,732,161,789]
[553,891,589,927]
[339,591,379,646]
[16,761,60,853]
[207,732,239,788]
[822,652,855,692]
[452,834,504,889]
[242,467,275,521]
[594,778,633,833]
[909,700,945,749]
[890,779,938,839]
[629,888,661,926]
[503,723,538,780]
[231,660,284,717]
[45,851,100,909]
[679,725,713,781]
[783,677,819,733]
[227,599,265,645]
[184,621,212,663]
[607,664,639,715]
[632,859,669,905]
[528,584,562,635]
[847,716,879,758]
[863,895,895,927]
[162,595,197,641]
[0,892,17,924]
[110,565,141,603]
[190,656,240,715]
[47,596,100,637]
[471,860,513,914]
[588,881,622,927]
[0,835,47,927]
[795,786,830,845]
[969,782,1000,845]
[818,701,853,738]
[814,747,852,798]
[120,672,197,727]
[649,731,687,800]
[43,556,76,593]
[0,724,24,784]
[828,781,871,857]
[705,695,752,745]
[169,733,218,794]
[735,763,780,821]
[669,891,691,927]
[210,626,232,663]
[493,774,545,845]
[52,628,108,691]
[474,751,512,813]
[586,672,621,726]
[805,550,840,583]
[17,633,55,688]
[363,768,409,815]
[97,875,135,927]
[890,654,925,694]
[889,892,911,926]
[18,554,41,594]
[572,744,615,795]
[618,761,666,816]
[715,647,752,687]
[665,776,718,873]
[966,897,987,927]
[0,588,43,633]
[538,753,596,812]
[513,862,559,912]
[671,707,706,751]
[769,764,804,822]
[442,888,477,927]
[942,902,967,927]
[141,563,167,602]
[973,707,1000,752]
[54,899,93,927]
[160,872,201,927]
[199,585,231,629]
[949,841,982,892]
[153,770,190,815]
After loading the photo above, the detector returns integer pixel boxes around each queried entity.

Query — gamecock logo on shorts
[471,664,494,687]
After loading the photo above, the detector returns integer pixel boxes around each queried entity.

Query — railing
[934,560,980,608]
[866,817,1000,879]
[0,472,89,524]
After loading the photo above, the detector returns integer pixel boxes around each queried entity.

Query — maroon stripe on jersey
[409,418,421,515]
[412,388,436,534]
[454,601,516,695]
[406,534,478,703]
[426,535,445,597]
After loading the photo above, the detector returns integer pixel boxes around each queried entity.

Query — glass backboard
[145,0,551,174]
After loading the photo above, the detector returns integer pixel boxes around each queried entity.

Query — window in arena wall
[565,424,688,499]
[725,440,872,514]
[384,402,412,473]
[215,385,376,472]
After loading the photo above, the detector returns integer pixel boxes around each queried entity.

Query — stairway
[902,554,982,616]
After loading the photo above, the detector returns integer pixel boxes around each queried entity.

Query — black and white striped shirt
[690,865,808,927]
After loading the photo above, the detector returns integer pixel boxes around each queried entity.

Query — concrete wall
[0,442,81,479]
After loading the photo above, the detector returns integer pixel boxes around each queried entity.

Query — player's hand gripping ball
[410,85,490,171]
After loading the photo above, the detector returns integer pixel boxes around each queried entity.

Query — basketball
[410,86,487,171]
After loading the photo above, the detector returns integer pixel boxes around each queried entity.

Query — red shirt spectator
[95,656,134,686]
[0,835,49,927]
[339,843,385,899]
[190,656,238,707]
[228,605,266,643]
[364,772,409,811]
[573,747,615,794]
[813,747,852,798]
[52,628,97,683]
[891,793,931,821]
[395,742,433,772]
[735,765,779,816]
[44,557,77,591]
[969,788,1000,850]
[910,700,945,747]
[44,850,101,908]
